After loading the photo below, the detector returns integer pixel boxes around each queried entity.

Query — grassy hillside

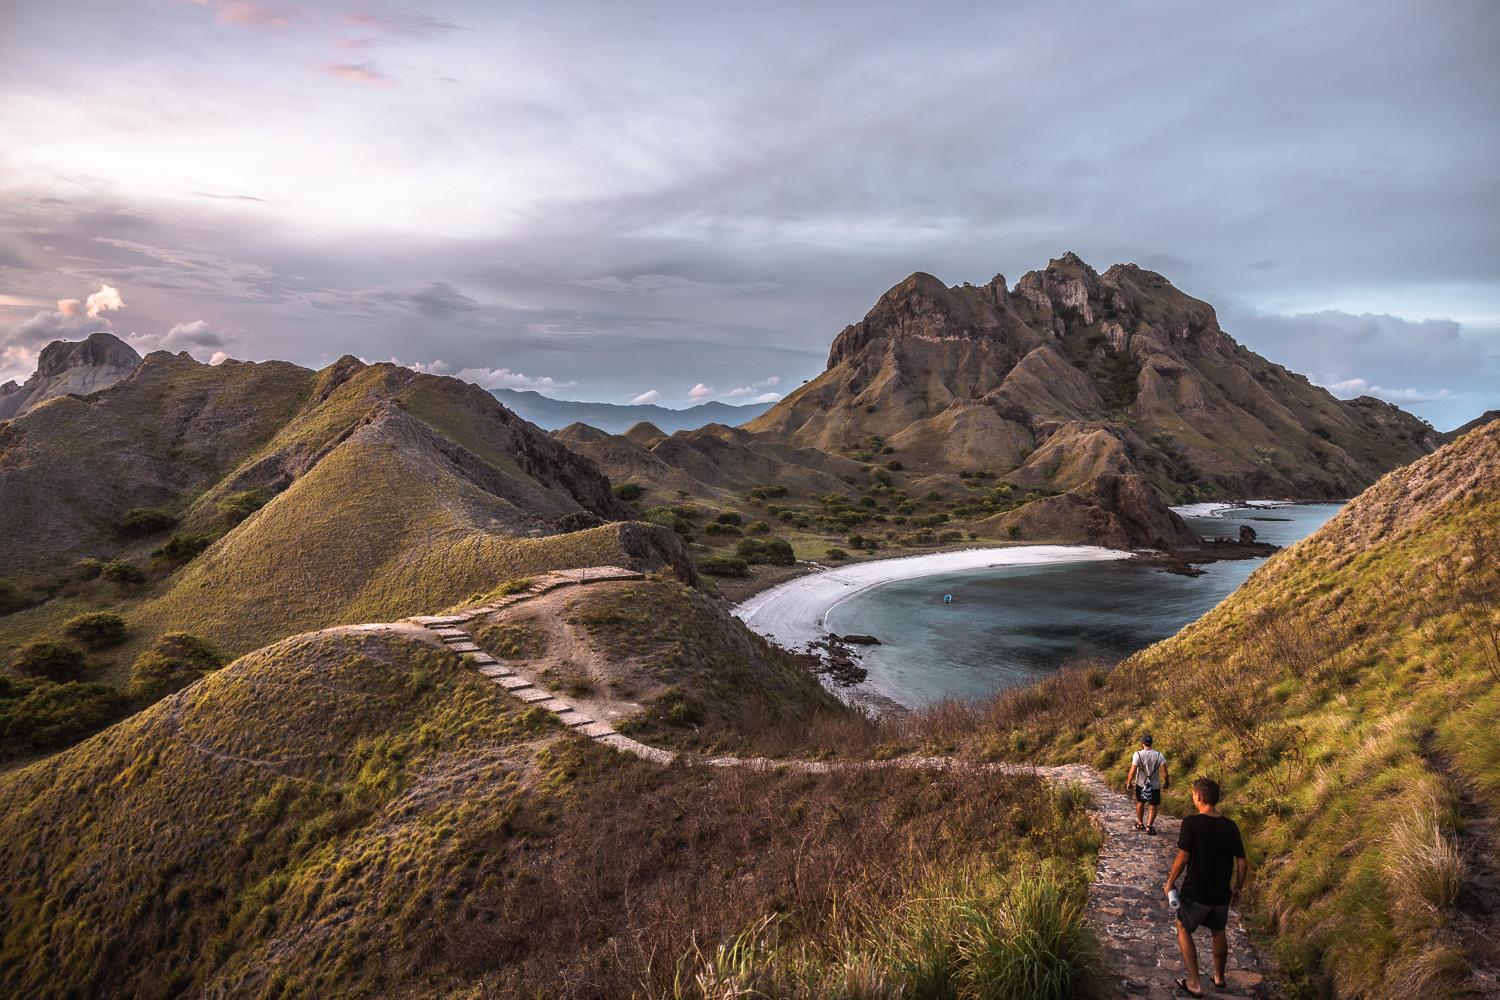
[0,620,1104,999]
[940,420,1500,997]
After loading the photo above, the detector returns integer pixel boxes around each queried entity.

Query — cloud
[685,376,783,404]
[209,351,231,365]
[86,285,125,318]
[361,281,481,318]
[454,367,578,393]
[360,356,450,374]
[343,7,461,41]
[126,319,238,360]
[569,274,781,299]
[324,62,389,85]
[1317,378,1455,405]
[630,389,662,404]
[190,191,270,203]
[185,0,294,29]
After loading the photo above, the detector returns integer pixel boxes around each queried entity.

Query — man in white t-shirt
[1125,734,1169,835]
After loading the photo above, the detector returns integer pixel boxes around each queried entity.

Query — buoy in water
[943,594,953,603]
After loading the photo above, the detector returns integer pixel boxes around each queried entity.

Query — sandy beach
[732,545,1132,655]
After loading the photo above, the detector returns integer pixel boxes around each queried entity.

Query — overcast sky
[1,0,1496,428]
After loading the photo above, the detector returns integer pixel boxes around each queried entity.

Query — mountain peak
[33,331,141,380]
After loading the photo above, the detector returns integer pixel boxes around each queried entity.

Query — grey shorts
[1177,896,1230,933]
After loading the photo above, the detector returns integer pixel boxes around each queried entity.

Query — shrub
[1007,526,1022,540]
[713,511,743,526]
[824,547,848,560]
[643,507,693,536]
[154,532,219,565]
[847,534,866,549]
[736,537,795,566]
[871,467,892,486]
[74,558,106,581]
[0,577,30,615]
[493,578,534,597]
[764,484,790,498]
[128,633,232,702]
[0,678,126,758]
[703,522,743,537]
[957,869,1094,1000]
[612,482,642,501]
[747,520,772,534]
[62,613,129,650]
[13,641,88,682]
[697,555,749,578]
[216,490,268,524]
[120,508,176,536]
[100,560,147,588]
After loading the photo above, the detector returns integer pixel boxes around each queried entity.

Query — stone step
[409,615,467,626]
[578,721,617,738]
[469,653,498,665]
[431,627,469,638]
[515,688,552,703]
[495,676,533,690]
[445,641,481,653]
[478,665,514,678]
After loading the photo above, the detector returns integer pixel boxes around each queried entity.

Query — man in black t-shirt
[1163,777,1247,997]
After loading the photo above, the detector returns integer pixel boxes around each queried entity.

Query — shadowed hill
[962,420,1500,997]
[0,597,1097,999]
[749,254,1440,503]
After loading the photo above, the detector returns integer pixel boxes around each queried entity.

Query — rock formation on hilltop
[749,253,1440,504]
[0,331,142,420]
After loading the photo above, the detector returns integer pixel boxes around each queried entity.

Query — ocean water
[822,503,1343,707]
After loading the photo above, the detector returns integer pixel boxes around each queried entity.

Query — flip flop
[1213,976,1227,989]
[1147,825,1158,835]
[1175,979,1204,998]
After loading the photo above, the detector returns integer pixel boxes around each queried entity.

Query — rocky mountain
[748,254,1441,504]
[491,388,775,433]
[1447,409,1500,441]
[0,331,141,420]
[0,344,684,659]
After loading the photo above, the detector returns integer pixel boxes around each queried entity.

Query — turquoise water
[823,503,1343,707]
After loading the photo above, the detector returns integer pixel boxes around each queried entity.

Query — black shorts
[1135,786,1160,805]
[1177,896,1230,933]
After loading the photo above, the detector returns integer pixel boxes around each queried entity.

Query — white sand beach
[1170,499,1289,518]
[732,545,1132,654]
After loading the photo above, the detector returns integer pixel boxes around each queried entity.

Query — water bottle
[1167,889,1181,910]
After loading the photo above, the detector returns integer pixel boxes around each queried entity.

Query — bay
[822,503,1343,707]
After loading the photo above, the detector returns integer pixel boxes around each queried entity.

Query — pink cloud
[687,382,714,401]
[85,284,124,318]
[185,0,294,29]
[630,390,662,404]
[324,62,389,84]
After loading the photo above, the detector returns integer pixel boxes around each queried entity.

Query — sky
[1,0,1496,428]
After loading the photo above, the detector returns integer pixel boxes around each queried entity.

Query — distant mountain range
[489,388,776,433]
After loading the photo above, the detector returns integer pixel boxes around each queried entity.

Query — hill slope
[749,254,1440,503]
[975,420,1500,997]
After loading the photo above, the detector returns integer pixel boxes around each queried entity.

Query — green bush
[736,537,795,566]
[0,577,31,615]
[128,633,233,702]
[713,511,743,526]
[12,641,88,682]
[0,677,126,758]
[747,520,772,534]
[703,522,742,537]
[697,555,749,578]
[74,558,106,581]
[612,482,642,501]
[643,507,693,536]
[120,507,176,536]
[62,613,129,650]
[216,489,269,524]
[100,560,147,588]
[154,532,219,565]
[824,547,848,560]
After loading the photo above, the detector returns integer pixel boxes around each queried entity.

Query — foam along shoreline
[732,545,1133,657]
[1170,499,1289,518]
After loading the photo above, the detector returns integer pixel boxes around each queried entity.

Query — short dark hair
[1192,778,1221,805]
[1141,734,1153,746]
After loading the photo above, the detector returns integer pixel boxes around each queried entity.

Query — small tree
[128,633,232,702]
[612,482,642,501]
[13,641,88,682]
[63,613,129,650]
[120,508,176,537]
[100,560,147,589]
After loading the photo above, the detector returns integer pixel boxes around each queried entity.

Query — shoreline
[731,544,1132,660]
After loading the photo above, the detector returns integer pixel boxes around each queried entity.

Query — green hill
[0,598,1101,999]
[963,420,1500,997]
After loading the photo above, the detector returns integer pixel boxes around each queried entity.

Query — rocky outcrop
[0,332,142,420]
[748,253,1440,505]
[975,473,1203,550]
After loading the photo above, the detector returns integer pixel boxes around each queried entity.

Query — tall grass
[681,862,1094,1000]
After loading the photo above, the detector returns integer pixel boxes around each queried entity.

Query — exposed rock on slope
[0,332,142,420]
[748,254,1440,503]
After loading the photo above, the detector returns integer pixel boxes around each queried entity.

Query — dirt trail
[399,568,1276,998]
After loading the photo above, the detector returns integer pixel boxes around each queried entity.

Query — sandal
[1134,821,1145,830]
[1147,825,1157,835]
[1213,976,1227,989]
[1175,979,1204,999]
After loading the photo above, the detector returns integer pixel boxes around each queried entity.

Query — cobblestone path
[404,569,1278,999]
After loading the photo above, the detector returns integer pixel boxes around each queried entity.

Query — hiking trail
[401,567,1275,999]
